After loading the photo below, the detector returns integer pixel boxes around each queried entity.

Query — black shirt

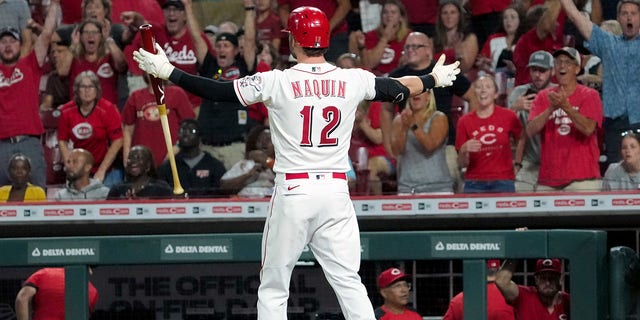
[107,179,173,200]
[197,53,255,145]
[157,151,227,197]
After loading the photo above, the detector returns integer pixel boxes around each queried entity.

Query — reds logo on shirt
[164,44,197,65]
[550,107,577,136]
[472,125,505,155]
[141,103,160,121]
[72,122,93,140]
[96,62,114,78]
[380,47,395,64]
[0,68,24,88]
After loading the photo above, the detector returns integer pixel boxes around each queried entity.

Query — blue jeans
[464,180,515,194]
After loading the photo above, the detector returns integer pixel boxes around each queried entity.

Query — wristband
[245,6,255,11]
[514,162,523,168]
[419,74,436,93]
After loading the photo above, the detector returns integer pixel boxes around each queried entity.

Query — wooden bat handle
[139,24,184,195]
[158,104,184,195]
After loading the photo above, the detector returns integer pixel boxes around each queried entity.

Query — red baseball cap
[487,259,501,269]
[378,267,410,288]
[535,258,562,274]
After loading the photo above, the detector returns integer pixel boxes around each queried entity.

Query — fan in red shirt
[122,74,195,167]
[527,47,602,191]
[58,70,124,185]
[0,1,60,188]
[59,19,128,106]
[496,258,570,320]
[15,267,98,320]
[456,75,523,193]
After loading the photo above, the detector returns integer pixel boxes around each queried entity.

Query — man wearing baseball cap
[527,46,602,191]
[179,0,258,170]
[496,258,570,319]
[443,260,514,320]
[375,267,422,319]
[0,0,60,189]
[508,50,557,192]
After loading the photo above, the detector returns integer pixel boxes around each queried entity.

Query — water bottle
[355,147,370,195]
[357,147,368,171]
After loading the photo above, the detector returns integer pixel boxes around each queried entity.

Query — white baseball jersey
[234,63,377,173]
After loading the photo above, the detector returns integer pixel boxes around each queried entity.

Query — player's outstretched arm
[133,44,240,102]
[397,55,460,96]
[373,55,460,103]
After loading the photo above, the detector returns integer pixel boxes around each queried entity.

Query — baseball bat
[140,24,184,195]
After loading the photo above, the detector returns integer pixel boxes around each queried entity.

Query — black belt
[0,135,39,144]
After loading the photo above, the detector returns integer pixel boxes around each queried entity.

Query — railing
[0,230,607,320]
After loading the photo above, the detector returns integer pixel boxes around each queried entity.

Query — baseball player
[133,6,459,319]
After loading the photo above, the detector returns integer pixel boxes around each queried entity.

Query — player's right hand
[133,43,175,80]
[430,55,460,88]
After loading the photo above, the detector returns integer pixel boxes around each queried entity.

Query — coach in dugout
[375,267,422,320]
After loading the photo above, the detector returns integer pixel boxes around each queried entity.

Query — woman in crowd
[58,71,123,186]
[349,0,410,76]
[58,18,127,105]
[603,131,640,191]
[0,154,46,202]
[108,145,173,199]
[220,125,275,198]
[476,4,525,75]
[433,0,478,73]
[456,75,523,193]
[392,90,453,194]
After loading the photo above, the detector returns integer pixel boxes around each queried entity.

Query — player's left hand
[430,54,460,88]
[133,43,175,80]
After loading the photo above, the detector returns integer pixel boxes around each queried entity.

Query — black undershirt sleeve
[168,69,240,103]
[372,75,436,103]
[373,77,411,103]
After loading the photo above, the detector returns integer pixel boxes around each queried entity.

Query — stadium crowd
[1,0,638,201]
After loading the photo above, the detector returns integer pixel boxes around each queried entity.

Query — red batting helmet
[283,6,330,49]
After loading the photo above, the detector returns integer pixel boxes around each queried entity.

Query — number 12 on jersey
[299,105,341,147]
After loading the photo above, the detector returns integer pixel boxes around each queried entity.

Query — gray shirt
[507,83,556,164]
[55,178,110,201]
[603,162,640,191]
[397,111,453,194]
